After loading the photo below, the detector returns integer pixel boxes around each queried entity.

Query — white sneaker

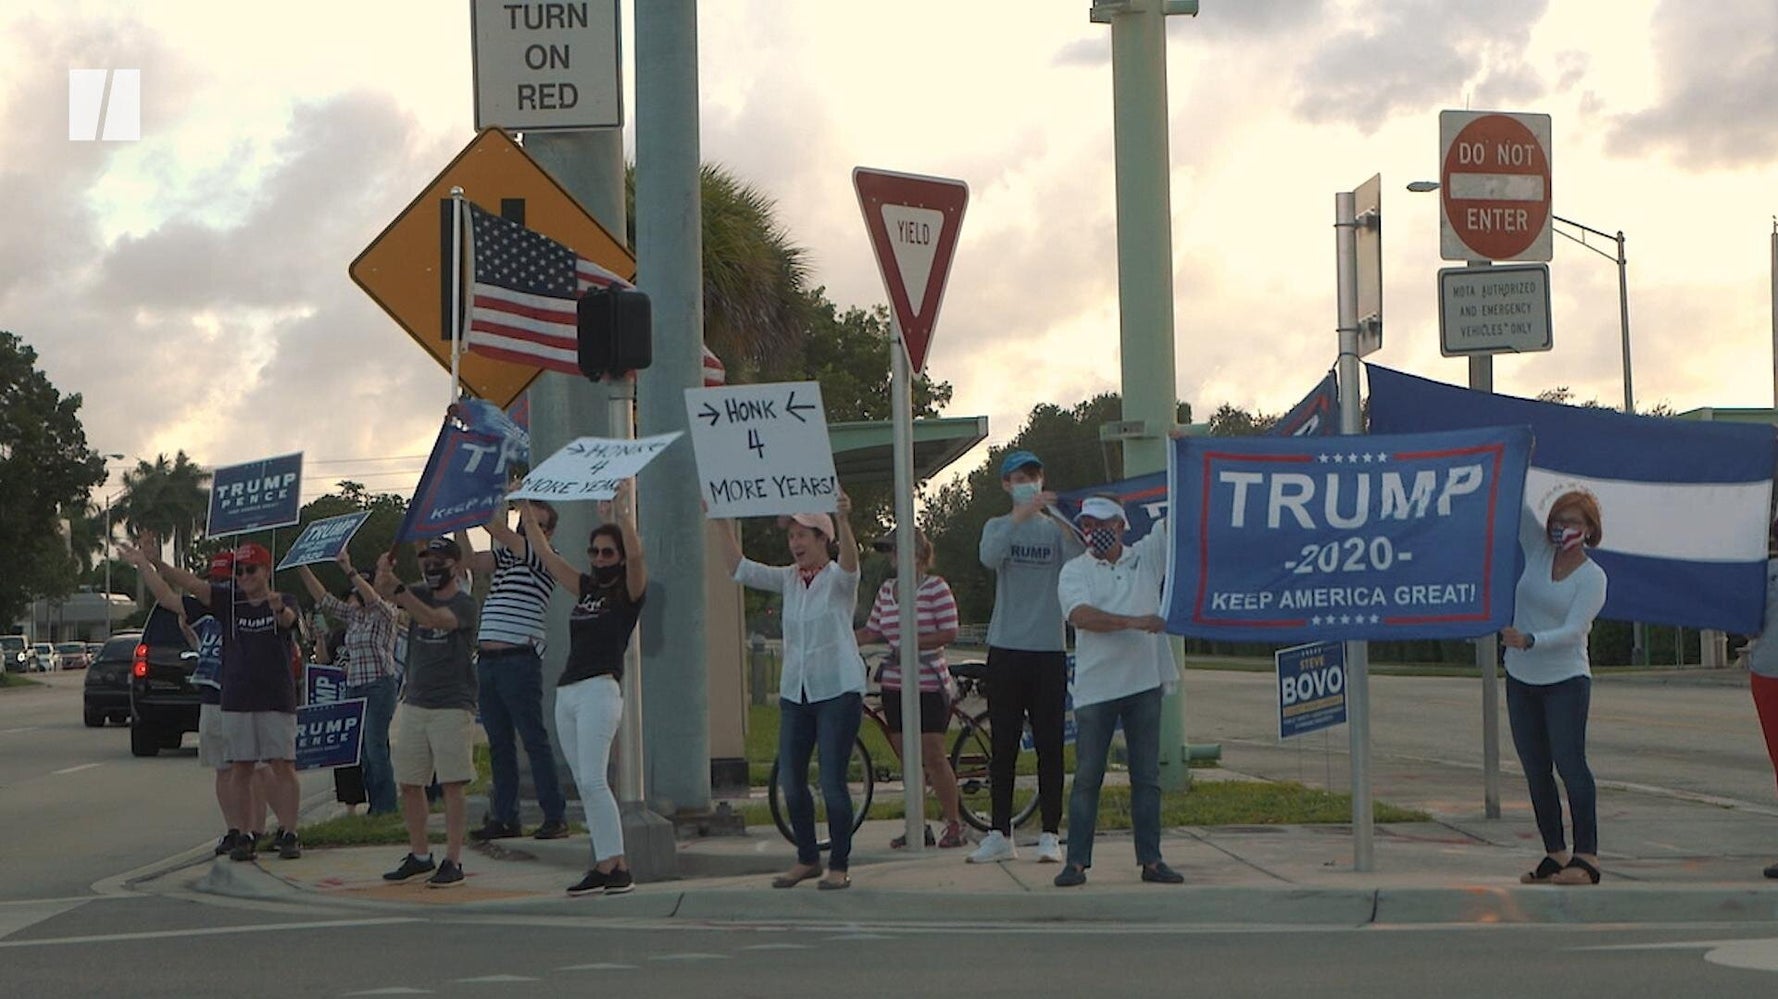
[966,830,1017,864]
[1035,832,1063,864]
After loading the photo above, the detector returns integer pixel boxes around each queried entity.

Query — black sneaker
[215,829,241,857]
[383,853,436,882]
[426,858,464,888]
[275,829,301,860]
[469,818,522,842]
[1140,861,1184,885]
[567,869,608,896]
[601,868,634,895]
[228,832,259,862]
[568,868,634,897]
[1053,864,1087,888]
[532,819,570,840]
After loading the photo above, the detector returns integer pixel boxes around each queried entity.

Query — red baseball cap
[206,550,236,580]
[233,542,274,568]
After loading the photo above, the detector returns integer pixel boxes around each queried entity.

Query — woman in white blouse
[716,491,864,890]
[1500,488,1608,886]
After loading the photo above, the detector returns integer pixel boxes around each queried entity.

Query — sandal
[1519,856,1564,884]
[817,872,851,890]
[890,825,935,849]
[771,863,823,889]
[1550,857,1601,885]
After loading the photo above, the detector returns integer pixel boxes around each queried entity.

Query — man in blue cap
[968,449,1082,864]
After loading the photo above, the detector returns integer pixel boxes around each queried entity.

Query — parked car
[55,641,91,670]
[2,635,28,673]
[31,642,55,672]
[128,608,199,756]
[84,632,139,727]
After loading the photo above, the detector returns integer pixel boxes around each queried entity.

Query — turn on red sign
[1439,110,1552,262]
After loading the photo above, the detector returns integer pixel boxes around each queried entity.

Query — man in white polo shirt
[1051,495,1183,888]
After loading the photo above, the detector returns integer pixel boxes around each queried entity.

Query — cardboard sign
[295,698,365,771]
[1276,641,1347,740]
[208,453,303,537]
[276,513,371,571]
[685,381,838,518]
[507,433,682,502]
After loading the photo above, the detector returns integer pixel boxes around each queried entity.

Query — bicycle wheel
[951,712,1040,832]
[767,736,875,850]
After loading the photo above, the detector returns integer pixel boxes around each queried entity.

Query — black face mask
[592,563,625,586]
[422,567,452,589]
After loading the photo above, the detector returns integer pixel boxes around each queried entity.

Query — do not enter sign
[1438,111,1552,262]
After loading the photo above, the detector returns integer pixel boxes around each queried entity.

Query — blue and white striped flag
[1367,365,1777,634]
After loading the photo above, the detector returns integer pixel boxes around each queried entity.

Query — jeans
[478,647,566,825]
[986,648,1067,834]
[778,692,864,870]
[1506,674,1597,856]
[556,675,625,863]
[1066,687,1163,871]
[345,675,399,815]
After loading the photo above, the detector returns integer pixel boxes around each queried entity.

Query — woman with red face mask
[1500,488,1608,886]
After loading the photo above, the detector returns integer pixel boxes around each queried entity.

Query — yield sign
[853,168,968,373]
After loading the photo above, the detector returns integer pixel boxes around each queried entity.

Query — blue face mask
[1010,481,1042,506]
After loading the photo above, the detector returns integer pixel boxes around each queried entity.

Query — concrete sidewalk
[178,763,1778,927]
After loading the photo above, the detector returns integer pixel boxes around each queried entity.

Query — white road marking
[454,975,538,982]
[52,763,102,775]
[342,989,432,996]
[737,943,813,951]
[0,727,38,735]
[0,900,89,940]
[558,963,638,970]
[1579,936,1778,972]
[0,917,421,949]
[649,953,729,962]
[827,932,896,940]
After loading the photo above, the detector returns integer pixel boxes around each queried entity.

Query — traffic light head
[576,286,652,381]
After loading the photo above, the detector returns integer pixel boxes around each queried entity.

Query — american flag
[464,204,626,374]
[701,343,725,386]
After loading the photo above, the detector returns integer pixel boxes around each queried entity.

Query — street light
[1405,182,1634,413]
[99,453,126,641]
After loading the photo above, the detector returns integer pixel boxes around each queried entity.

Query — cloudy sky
[5,0,1775,506]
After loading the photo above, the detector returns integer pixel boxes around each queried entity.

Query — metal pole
[449,187,465,407]
[610,381,647,804]
[1770,219,1776,411]
[891,326,925,850]
[1616,231,1633,415]
[634,0,711,815]
[1106,0,1187,790]
[103,495,112,642]
[1465,277,1501,819]
[1335,189,1373,871]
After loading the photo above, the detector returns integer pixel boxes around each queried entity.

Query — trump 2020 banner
[207,453,304,538]
[1163,425,1532,643]
[397,400,530,542]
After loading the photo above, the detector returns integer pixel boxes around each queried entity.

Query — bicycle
[767,659,1042,850]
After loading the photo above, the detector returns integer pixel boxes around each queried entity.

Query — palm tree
[625,162,813,377]
[115,451,211,566]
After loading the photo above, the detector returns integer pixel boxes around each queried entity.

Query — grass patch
[301,742,495,848]
[0,672,40,690]
[745,702,1079,787]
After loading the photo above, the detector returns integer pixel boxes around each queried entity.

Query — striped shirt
[476,543,555,649]
[318,591,400,688]
[866,574,959,693]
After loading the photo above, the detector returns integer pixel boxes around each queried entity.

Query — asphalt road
[0,671,330,901]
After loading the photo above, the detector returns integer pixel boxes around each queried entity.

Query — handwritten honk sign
[507,433,683,501]
[685,381,839,518]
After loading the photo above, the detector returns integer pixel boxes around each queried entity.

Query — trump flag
[1367,365,1777,634]
[1163,425,1532,643]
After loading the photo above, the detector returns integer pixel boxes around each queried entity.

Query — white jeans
[554,675,624,863]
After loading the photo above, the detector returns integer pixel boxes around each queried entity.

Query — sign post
[854,168,968,853]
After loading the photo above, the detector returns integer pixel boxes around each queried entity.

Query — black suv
[128,607,199,757]
[83,632,140,727]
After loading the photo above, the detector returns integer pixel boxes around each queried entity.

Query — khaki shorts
[222,710,297,763]
[392,704,476,786]
[198,703,228,770]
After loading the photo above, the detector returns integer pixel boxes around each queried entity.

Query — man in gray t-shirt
[968,450,1084,865]
[378,538,480,889]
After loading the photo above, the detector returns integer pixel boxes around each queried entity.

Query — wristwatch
[1525,633,1536,650]
[394,583,408,596]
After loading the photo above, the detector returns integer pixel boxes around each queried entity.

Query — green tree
[626,162,812,374]
[228,480,415,611]
[0,331,106,626]
[115,451,211,568]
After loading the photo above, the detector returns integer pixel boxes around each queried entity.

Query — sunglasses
[233,564,262,576]
[588,546,621,558]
